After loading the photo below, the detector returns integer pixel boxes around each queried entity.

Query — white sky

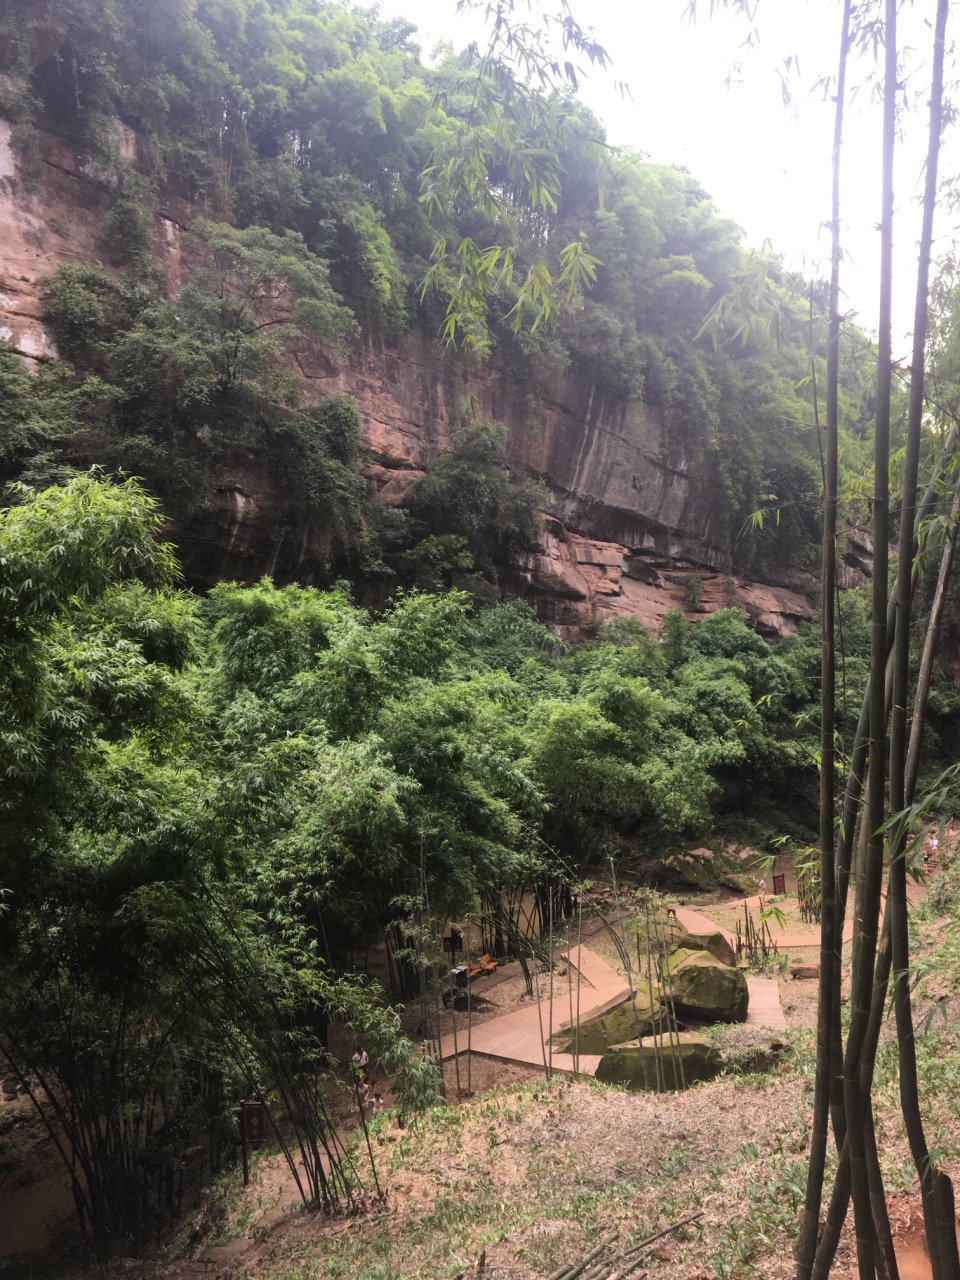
[372,0,960,357]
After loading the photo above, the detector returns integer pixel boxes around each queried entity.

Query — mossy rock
[719,872,757,893]
[595,1032,719,1090]
[689,930,735,967]
[662,921,736,968]
[667,852,721,889]
[553,986,664,1055]
[669,949,748,1024]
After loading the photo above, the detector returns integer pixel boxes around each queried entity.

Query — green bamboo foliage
[803,3,960,1277]
[796,1,851,1272]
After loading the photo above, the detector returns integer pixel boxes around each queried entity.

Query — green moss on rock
[719,872,758,893]
[595,1032,719,1090]
[669,949,748,1023]
[554,986,664,1055]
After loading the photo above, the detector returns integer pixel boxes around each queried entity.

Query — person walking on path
[925,831,939,867]
[347,1080,369,1115]
[352,1045,370,1081]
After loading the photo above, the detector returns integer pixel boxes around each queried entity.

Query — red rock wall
[0,121,816,638]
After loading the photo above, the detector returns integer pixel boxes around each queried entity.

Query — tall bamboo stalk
[839,4,898,1271]
[887,5,958,1274]
[637,930,666,1088]
[421,858,447,1103]
[466,944,473,1096]
[532,929,552,1081]
[609,862,651,1089]
[451,976,462,1099]
[641,903,664,1090]
[548,886,555,1080]
[566,928,575,1073]
[575,889,584,1074]
[797,2,852,1273]
[653,905,686,1092]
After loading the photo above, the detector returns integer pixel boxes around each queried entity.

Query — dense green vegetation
[0,474,845,963]
[5,470,959,1251]
[10,1,960,1266]
[0,466,905,1249]
[0,468,896,1239]
[0,0,877,583]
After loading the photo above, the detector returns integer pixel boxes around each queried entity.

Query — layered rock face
[340,332,817,637]
[0,120,817,637]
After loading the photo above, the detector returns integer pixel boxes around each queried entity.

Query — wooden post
[239,1105,249,1188]
[548,885,555,1080]
[466,945,473,1096]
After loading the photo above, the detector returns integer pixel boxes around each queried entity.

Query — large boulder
[666,848,720,889]
[554,985,665,1055]
[692,930,736,967]
[668,948,748,1024]
[595,1032,718,1090]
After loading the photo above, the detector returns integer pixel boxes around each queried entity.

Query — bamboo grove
[789,2,960,1278]
[0,467,916,1256]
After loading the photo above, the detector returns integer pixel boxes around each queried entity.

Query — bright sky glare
[373,0,960,357]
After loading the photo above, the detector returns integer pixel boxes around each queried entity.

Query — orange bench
[467,953,498,980]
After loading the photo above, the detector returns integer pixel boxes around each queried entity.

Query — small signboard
[772,874,786,896]
[666,908,677,920]
[442,929,463,955]
[242,1100,267,1147]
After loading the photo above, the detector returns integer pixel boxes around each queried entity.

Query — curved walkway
[671,900,854,953]
[438,944,628,1075]
[439,915,792,1070]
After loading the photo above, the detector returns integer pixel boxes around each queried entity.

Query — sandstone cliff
[0,119,825,638]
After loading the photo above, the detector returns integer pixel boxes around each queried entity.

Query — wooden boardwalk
[746,977,788,1030]
[732,895,855,949]
[671,904,735,945]
[439,916,792,1077]
[438,944,627,1076]
[673,900,855,951]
